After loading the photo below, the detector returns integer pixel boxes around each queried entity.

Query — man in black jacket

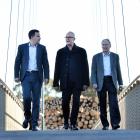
[53,31,89,130]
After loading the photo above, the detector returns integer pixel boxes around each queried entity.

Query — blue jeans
[21,71,42,127]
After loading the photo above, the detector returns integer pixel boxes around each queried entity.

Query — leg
[98,86,109,128]
[108,80,121,128]
[21,74,32,121]
[31,80,42,128]
[70,90,81,125]
[62,90,71,125]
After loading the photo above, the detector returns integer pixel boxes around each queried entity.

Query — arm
[116,55,123,85]
[91,55,97,87]
[42,46,50,81]
[14,45,22,81]
[53,51,60,87]
[83,49,90,87]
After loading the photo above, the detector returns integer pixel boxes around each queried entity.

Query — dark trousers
[21,71,42,127]
[98,76,121,128]
[62,81,81,125]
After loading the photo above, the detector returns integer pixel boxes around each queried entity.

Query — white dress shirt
[103,52,111,76]
[27,43,38,71]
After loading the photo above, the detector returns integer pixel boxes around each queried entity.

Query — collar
[66,43,77,51]
[29,42,38,47]
[102,52,110,56]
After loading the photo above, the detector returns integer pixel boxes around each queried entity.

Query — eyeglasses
[65,36,74,39]
[102,44,110,46]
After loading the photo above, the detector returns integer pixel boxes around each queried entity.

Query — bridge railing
[0,78,24,130]
[94,75,140,129]
[1,74,140,130]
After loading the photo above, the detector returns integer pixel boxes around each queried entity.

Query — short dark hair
[28,29,39,39]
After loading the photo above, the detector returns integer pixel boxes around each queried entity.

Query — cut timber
[45,96,99,129]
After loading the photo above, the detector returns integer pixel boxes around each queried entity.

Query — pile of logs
[45,95,99,129]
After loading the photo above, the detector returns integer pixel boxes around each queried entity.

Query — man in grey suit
[91,39,123,130]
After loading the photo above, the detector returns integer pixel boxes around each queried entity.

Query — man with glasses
[91,39,123,130]
[53,31,89,130]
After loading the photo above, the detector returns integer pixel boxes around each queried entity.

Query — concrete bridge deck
[0,130,140,140]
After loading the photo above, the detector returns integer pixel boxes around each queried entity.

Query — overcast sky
[0,0,140,89]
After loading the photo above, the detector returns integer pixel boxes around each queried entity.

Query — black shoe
[32,126,40,131]
[70,125,78,130]
[22,120,29,129]
[102,126,109,130]
[112,125,120,130]
[63,124,69,130]
[29,121,32,130]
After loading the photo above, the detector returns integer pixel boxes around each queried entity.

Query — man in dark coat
[53,31,89,130]
[14,29,49,131]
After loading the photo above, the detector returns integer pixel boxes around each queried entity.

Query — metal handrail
[119,75,140,101]
[94,75,140,129]
[0,78,23,109]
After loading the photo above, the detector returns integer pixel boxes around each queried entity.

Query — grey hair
[66,31,75,38]
[102,38,111,45]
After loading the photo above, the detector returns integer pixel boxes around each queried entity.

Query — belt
[26,70,38,73]
[104,75,112,79]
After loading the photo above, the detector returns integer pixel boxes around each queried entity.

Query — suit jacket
[91,52,123,91]
[14,43,49,82]
[53,44,89,91]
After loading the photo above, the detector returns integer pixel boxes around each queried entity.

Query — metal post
[120,0,131,83]
[41,85,44,130]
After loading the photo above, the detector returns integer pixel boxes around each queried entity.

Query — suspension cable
[5,0,13,83]
[29,0,32,29]
[21,0,25,41]
[15,0,21,55]
[13,0,21,88]
[120,0,131,83]
[98,0,103,37]
[95,0,100,45]
[105,0,109,37]
[34,0,38,27]
[32,0,35,27]
[111,0,118,53]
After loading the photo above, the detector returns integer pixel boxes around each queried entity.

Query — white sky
[0,0,140,89]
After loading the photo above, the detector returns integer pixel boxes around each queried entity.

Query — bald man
[53,31,89,130]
